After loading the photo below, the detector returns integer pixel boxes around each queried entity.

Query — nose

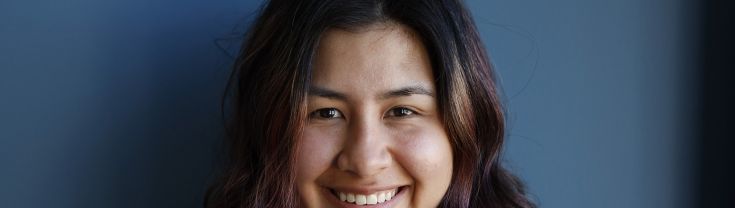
[337,115,391,177]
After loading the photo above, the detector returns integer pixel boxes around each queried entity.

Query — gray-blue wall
[467,0,699,207]
[0,0,698,207]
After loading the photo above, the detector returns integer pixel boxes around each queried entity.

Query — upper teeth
[337,189,397,205]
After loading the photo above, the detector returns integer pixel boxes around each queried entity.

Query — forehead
[312,23,434,97]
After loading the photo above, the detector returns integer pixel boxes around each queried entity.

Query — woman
[206,0,535,207]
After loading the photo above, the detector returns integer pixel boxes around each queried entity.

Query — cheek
[391,124,453,205]
[295,126,342,186]
[295,126,343,207]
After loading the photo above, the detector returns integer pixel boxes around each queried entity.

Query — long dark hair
[205,0,535,207]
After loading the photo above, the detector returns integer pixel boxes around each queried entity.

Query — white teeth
[366,194,377,205]
[356,195,367,205]
[336,188,399,205]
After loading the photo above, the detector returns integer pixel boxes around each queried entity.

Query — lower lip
[322,186,407,208]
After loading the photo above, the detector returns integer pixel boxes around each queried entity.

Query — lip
[322,186,408,208]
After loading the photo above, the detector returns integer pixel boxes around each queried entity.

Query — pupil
[397,108,409,116]
[320,109,335,118]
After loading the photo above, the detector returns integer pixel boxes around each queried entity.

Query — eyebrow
[308,85,434,101]
[379,85,435,99]
[308,86,348,100]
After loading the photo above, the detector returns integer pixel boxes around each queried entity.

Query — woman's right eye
[310,108,343,119]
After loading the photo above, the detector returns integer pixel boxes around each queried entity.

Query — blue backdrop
[0,0,698,207]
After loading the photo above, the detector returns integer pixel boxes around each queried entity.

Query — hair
[205,0,535,207]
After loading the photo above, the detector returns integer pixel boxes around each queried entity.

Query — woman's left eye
[386,107,416,118]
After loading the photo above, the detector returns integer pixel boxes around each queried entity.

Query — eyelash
[308,106,418,120]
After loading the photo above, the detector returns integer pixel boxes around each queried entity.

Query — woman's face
[295,23,453,208]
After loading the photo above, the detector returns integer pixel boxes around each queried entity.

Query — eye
[310,108,343,119]
[386,107,416,118]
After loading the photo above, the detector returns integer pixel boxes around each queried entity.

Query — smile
[328,186,406,206]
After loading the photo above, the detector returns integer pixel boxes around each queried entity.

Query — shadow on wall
[60,10,238,208]
[0,1,260,207]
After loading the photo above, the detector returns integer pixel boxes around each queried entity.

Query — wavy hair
[205,0,536,207]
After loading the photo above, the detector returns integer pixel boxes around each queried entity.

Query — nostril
[336,138,392,176]
[343,155,389,175]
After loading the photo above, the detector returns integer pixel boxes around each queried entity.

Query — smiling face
[294,23,453,208]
